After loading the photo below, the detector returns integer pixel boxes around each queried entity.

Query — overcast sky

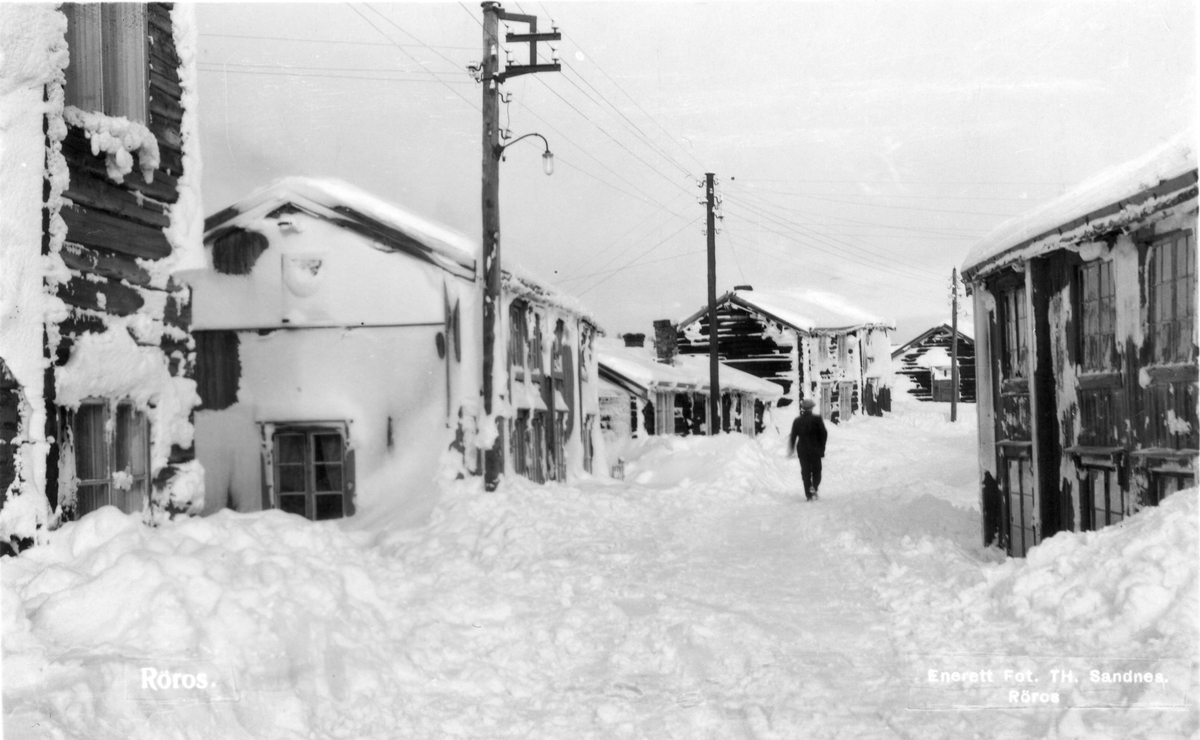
[196,1,1196,341]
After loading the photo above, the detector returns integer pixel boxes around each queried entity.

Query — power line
[722,195,941,282]
[526,73,697,201]
[198,60,469,76]
[721,200,942,285]
[539,1,709,175]
[196,67,475,84]
[728,188,988,237]
[344,3,479,111]
[575,218,701,296]
[202,32,477,51]
[558,190,691,281]
[719,230,939,301]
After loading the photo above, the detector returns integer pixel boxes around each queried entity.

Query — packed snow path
[4,404,1196,739]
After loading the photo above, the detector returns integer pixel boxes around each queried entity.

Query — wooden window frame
[1000,284,1029,381]
[1148,231,1197,366]
[1077,260,1117,373]
[70,399,149,517]
[508,302,528,381]
[271,425,352,521]
[1078,464,1124,531]
[63,3,149,122]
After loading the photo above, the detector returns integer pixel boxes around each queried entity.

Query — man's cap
[801,399,816,409]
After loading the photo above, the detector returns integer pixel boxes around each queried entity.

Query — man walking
[787,398,828,500]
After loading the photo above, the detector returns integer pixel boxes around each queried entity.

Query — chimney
[733,284,753,291]
[622,332,646,348]
[652,319,677,364]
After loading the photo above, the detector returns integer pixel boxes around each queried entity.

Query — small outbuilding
[597,334,782,472]
[891,324,976,403]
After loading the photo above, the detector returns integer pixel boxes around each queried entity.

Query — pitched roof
[203,176,478,280]
[680,288,893,333]
[890,323,974,360]
[962,132,1197,277]
[597,339,783,399]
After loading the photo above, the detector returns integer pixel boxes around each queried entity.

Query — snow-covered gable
[203,177,477,280]
[684,288,893,334]
[598,340,783,399]
[962,132,1197,277]
[188,178,479,330]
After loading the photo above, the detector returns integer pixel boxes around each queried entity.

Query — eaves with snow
[201,176,600,328]
[962,132,1198,279]
[681,288,894,334]
[597,339,783,399]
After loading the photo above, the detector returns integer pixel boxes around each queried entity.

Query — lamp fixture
[494,132,554,176]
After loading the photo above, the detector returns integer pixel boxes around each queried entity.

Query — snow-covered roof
[503,261,601,329]
[597,339,783,399]
[681,288,893,333]
[890,323,974,360]
[962,132,1197,277]
[203,176,478,279]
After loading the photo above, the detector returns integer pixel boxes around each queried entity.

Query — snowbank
[3,400,1192,739]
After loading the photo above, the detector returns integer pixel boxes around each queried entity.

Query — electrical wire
[344,3,479,111]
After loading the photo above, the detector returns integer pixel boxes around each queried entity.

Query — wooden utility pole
[705,173,719,434]
[950,266,959,423]
[480,2,560,490]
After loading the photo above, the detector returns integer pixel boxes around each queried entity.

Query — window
[64,3,147,122]
[72,401,148,517]
[273,428,350,520]
[509,303,528,378]
[1004,452,1035,556]
[1148,471,1194,507]
[511,410,530,478]
[1149,232,1197,365]
[1079,466,1123,531]
[582,414,595,473]
[530,315,544,378]
[1078,261,1116,372]
[1001,286,1028,379]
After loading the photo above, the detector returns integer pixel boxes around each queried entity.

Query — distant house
[504,268,604,483]
[891,324,976,402]
[0,4,204,552]
[674,287,893,423]
[188,177,602,522]
[962,134,1197,557]
[597,334,782,470]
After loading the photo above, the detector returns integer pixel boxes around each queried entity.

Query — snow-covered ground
[3,398,1196,739]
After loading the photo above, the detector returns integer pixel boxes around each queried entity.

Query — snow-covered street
[3,399,1196,739]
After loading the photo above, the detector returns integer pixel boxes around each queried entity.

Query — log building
[0,4,204,551]
[963,135,1197,557]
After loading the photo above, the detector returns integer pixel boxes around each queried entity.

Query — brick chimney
[652,319,677,364]
[622,332,646,348]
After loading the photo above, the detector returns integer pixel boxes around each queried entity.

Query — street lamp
[495,132,554,176]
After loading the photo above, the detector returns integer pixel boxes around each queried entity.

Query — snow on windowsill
[62,105,160,184]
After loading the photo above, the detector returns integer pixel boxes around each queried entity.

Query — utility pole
[950,266,959,423]
[705,173,719,435]
[480,2,560,491]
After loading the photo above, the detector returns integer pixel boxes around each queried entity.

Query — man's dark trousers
[799,453,822,496]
